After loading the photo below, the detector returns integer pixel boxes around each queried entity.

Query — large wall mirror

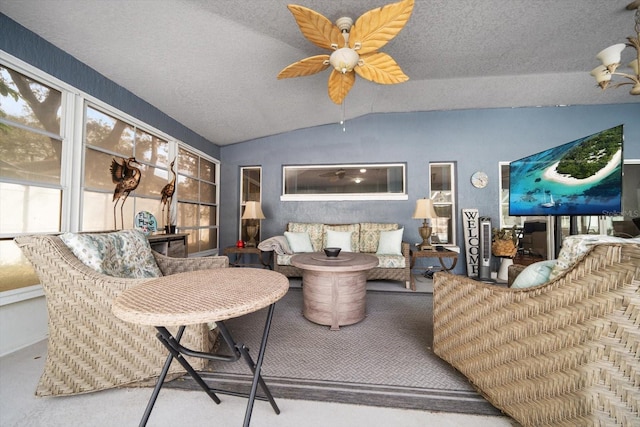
[281,163,407,201]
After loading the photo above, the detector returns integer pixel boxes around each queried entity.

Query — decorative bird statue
[160,158,176,230]
[110,156,141,230]
[277,0,414,104]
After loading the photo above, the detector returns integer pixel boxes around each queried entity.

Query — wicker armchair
[433,242,640,426]
[15,234,229,397]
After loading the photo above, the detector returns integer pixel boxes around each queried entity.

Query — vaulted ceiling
[2,0,639,146]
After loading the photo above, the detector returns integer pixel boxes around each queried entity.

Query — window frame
[428,161,457,247]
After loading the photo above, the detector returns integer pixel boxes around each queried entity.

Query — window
[240,166,262,242]
[282,163,407,201]
[429,162,457,246]
[82,105,171,231]
[176,146,219,255]
[0,64,65,292]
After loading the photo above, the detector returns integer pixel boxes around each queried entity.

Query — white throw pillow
[511,260,557,289]
[284,231,314,253]
[376,228,404,255]
[325,230,353,252]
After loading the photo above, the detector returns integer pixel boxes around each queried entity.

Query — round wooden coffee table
[291,252,378,330]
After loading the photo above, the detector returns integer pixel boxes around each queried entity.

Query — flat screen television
[509,125,623,217]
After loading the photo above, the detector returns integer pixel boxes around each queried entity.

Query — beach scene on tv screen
[509,125,623,216]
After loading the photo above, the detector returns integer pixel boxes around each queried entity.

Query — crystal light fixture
[590,2,640,95]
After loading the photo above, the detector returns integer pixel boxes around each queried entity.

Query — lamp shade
[412,198,437,219]
[596,43,626,67]
[241,201,266,220]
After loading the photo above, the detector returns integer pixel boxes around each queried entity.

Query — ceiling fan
[277,0,414,105]
[319,168,357,181]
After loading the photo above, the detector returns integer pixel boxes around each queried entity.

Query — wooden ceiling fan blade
[355,52,409,84]
[287,5,343,50]
[277,55,331,79]
[328,70,356,104]
[349,0,414,55]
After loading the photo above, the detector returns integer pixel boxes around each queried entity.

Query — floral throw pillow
[60,229,162,278]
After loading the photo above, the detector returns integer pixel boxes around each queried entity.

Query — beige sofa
[269,222,411,289]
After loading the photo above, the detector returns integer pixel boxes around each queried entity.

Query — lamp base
[246,224,259,248]
[418,225,433,251]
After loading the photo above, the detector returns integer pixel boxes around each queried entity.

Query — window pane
[177,201,198,227]
[0,183,61,233]
[178,147,198,178]
[242,167,261,202]
[198,227,217,251]
[85,107,134,155]
[135,129,169,167]
[0,124,62,185]
[200,158,216,182]
[0,241,40,292]
[84,148,119,191]
[177,175,198,202]
[198,205,217,227]
[0,65,61,134]
[82,190,136,231]
[135,164,166,198]
[199,181,216,204]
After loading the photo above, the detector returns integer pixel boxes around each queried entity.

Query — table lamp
[242,201,266,247]
[412,198,438,250]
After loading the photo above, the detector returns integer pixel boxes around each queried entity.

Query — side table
[410,248,458,290]
[224,246,273,269]
[112,268,289,427]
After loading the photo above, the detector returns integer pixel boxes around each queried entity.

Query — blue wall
[0,14,219,158]
[220,105,640,272]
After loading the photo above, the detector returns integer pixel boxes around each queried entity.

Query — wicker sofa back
[433,242,640,426]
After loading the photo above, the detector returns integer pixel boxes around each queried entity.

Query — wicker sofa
[270,222,411,289]
[15,231,228,397]
[432,239,640,426]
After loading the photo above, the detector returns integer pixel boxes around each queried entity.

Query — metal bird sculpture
[160,158,176,229]
[110,156,141,230]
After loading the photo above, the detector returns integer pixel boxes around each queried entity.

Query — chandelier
[590,2,640,95]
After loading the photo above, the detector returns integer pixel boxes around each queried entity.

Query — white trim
[280,193,408,202]
[0,285,44,306]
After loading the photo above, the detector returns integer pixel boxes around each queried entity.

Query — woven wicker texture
[112,269,289,326]
[433,243,640,426]
[14,234,227,397]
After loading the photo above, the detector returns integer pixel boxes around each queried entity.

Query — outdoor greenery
[556,126,623,179]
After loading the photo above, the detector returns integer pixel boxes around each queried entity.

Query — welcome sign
[462,208,479,277]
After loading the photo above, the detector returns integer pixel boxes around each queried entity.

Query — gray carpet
[168,288,501,416]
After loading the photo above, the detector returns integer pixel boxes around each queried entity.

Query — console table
[112,268,289,427]
[291,252,378,330]
[410,248,458,289]
[147,233,188,257]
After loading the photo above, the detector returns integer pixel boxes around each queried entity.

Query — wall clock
[471,171,488,188]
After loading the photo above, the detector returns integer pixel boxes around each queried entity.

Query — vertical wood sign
[462,208,479,277]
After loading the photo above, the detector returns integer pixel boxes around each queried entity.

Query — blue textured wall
[220,105,640,272]
[0,13,219,158]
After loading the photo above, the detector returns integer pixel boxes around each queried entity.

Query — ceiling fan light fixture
[330,48,360,73]
[590,65,612,88]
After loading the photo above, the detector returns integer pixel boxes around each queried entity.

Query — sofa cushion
[511,260,557,289]
[287,223,324,251]
[359,223,399,253]
[324,224,360,252]
[549,234,638,281]
[59,229,162,278]
[284,231,314,253]
[376,228,404,255]
[376,254,406,268]
[325,230,353,252]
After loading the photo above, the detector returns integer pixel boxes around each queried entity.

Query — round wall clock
[471,171,488,188]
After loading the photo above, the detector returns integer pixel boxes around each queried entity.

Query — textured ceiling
[2,0,639,145]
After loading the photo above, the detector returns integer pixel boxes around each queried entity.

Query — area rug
[167,288,501,416]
